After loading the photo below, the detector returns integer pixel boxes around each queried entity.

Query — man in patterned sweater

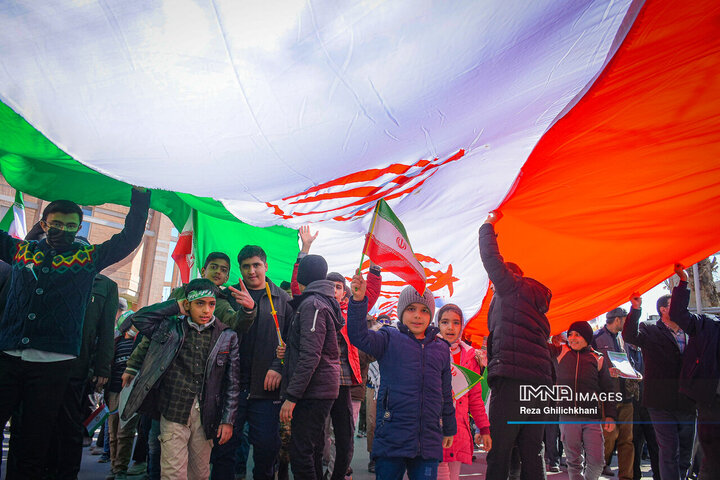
[0,186,150,480]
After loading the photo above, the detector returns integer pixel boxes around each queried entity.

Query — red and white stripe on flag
[171,212,195,284]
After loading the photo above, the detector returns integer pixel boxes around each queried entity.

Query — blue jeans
[147,419,161,480]
[648,408,696,480]
[211,391,282,480]
[375,456,439,480]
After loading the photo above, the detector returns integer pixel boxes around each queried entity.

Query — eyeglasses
[42,220,80,232]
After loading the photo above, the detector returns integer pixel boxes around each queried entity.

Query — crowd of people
[0,191,718,480]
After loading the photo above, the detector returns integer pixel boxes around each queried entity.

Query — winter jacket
[281,280,343,402]
[593,326,637,404]
[228,280,292,400]
[122,300,240,440]
[347,297,457,462]
[672,281,720,407]
[292,259,383,386]
[68,274,118,380]
[622,306,695,412]
[443,341,489,464]
[478,223,554,387]
[549,344,618,420]
[0,188,150,356]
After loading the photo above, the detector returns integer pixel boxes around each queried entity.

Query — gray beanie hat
[397,286,435,320]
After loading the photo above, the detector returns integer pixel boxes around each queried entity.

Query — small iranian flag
[171,211,196,284]
[451,363,483,400]
[0,191,27,239]
[362,199,426,294]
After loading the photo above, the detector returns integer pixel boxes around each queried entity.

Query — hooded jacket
[281,279,343,402]
[478,223,554,386]
[347,297,457,462]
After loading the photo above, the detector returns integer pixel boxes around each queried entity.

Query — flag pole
[358,201,381,274]
[265,282,284,348]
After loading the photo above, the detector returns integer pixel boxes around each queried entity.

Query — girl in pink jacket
[436,304,492,480]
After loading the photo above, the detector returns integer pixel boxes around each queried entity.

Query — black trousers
[697,397,720,480]
[329,386,355,480]
[45,377,89,480]
[290,398,334,480]
[485,378,547,480]
[0,353,72,480]
[632,401,660,480]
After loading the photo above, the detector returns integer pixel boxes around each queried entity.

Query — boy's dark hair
[185,278,219,299]
[42,200,83,223]
[279,281,292,291]
[436,303,464,325]
[237,245,267,265]
[203,252,231,269]
[505,262,523,276]
[376,314,392,325]
[656,294,672,316]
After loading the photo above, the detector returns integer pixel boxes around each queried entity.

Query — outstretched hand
[484,210,503,225]
[299,225,318,254]
[674,263,688,282]
[228,279,255,310]
[630,291,642,310]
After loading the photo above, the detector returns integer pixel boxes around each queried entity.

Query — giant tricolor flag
[0,0,718,332]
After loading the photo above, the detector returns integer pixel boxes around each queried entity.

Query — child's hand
[351,272,366,301]
[279,400,296,423]
[121,373,135,389]
[475,433,492,452]
[228,280,254,310]
[217,423,233,445]
[603,417,616,433]
[442,436,454,448]
[276,344,286,360]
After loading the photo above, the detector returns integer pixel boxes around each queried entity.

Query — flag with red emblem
[171,212,195,284]
[362,199,426,295]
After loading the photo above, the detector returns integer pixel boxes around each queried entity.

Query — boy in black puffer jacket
[550,321,617,480]
[280,254,343,480]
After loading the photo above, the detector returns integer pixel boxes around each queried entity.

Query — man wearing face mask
[0,186,150,480]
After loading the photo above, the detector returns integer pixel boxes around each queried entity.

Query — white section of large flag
[0,0,638,317]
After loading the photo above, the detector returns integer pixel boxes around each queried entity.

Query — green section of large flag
[0,100,298,282]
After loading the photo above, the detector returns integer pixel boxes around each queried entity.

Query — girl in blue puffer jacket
[348,273,456,480]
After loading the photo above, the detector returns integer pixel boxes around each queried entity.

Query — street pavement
[2,426,654,479]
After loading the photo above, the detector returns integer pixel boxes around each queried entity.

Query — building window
[165,241,177,283]
[162,286,172,300]
[77,207,92,239]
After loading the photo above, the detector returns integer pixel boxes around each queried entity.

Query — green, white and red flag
[451,363,483,401]
[362,199,426,294]
[171,211,196,284]
[0,191,27,239]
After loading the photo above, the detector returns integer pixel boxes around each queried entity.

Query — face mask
[46,227,76,248]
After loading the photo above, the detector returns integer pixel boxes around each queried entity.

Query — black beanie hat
[297,254,328,286]
[568,321,594,347]
[326,272,347,287]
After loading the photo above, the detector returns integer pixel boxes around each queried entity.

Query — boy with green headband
[121,278,240,480]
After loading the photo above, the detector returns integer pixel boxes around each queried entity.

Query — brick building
[0,176,182,309]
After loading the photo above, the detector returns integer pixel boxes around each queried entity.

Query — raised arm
[130,299,181,338]
[669,264,706,336]
[366,263,382,311]
[622,293,646,347]
[346,273,389,359]
[478,212,521,296]
[95,188,151,271]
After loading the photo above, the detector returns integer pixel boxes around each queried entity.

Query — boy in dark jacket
[122,278,240,480]
[551,321,617,480]
[478,210,553,480]
[347,273,456,480]
[672,263,720,479]
[280,254,343,480]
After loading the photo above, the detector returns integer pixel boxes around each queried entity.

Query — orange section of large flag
[465,0,720,337]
